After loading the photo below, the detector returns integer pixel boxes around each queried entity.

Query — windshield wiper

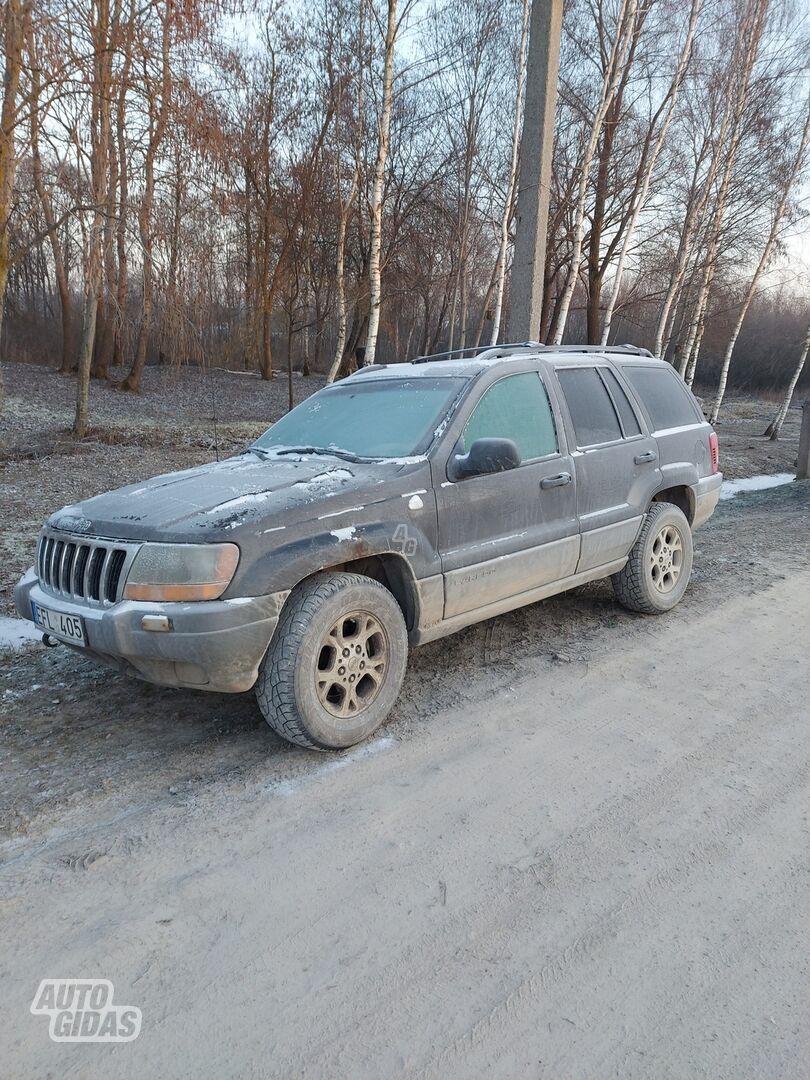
[275,446,366,463]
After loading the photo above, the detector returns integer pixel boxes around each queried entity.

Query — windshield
[252,377,467,460]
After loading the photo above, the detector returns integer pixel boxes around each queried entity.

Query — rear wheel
[256,571,408,750]
[612,502,693,614]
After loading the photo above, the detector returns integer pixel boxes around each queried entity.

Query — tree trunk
[0,0,28,413]
[120,1,170,393]
[764,319,810,440]
[112,27,131,370]
[601,0,701,347]
[28,19,74,373]
[552,0,638,345]
[74,0,112,436]
[709,98,810,422]
[326,157,358,384]
[364,0,397,366]
[681,0,767,387]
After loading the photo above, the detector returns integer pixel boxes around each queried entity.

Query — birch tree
[764,318,810,440]
[709,97,810,421]
[364,0,412,366]
[551,0,639,345]
[600,0,701,347]
[681,0,769,386]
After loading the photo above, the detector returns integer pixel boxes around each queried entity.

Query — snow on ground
[0,615,42,652]
[719,472,795,500]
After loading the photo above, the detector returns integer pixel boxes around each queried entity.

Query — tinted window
[462,372,557,461]
[253,377,466,459]
[623,366,701,430]
[557,367,622,447]
[601,368,641,436]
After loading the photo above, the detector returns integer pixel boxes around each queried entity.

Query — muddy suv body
[16,343,722,749]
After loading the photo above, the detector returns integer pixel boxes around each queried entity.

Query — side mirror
[453,437,521,480]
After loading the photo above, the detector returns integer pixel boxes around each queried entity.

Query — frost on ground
[0,615,41,652]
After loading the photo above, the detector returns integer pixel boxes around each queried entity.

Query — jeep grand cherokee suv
[15,343,722,750]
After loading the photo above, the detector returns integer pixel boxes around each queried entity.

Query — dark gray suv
[15,343,722,750]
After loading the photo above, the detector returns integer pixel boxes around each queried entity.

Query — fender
[228,517,442,600]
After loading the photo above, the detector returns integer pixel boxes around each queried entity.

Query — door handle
[634,451,657,464]
[540,472,572,489]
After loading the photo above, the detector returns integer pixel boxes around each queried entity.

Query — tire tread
[612,502,692,615]
[256,572,402,750]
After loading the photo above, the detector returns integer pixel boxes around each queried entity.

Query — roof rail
[410,341,542,364]
[547,344,655,358]
[408,341,655,365]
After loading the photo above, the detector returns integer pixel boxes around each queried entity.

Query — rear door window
[557,367,622,447]
[623,365,701,430]
[600,368,641,437]
[461,372,558,461]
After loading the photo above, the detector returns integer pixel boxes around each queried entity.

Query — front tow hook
[42,634,62,648]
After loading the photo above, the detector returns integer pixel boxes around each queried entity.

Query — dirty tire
[612,502,693,615]
[256,572,408,750]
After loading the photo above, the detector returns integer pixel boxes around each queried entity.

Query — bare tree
[551,0,640,345]
[364,0,416,365]
[120,0,172,392]
[764,317,810,440]
[709,99,810,421]
[74,0,115,437]
[600,0,701,347]
[681,0,769,386]
[0,0,30,410]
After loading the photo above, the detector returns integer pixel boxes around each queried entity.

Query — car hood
[47,452,412,542]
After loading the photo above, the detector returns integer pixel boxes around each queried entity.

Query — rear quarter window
[622,365,702,431]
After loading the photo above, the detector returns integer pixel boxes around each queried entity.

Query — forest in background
[0,0,809,438]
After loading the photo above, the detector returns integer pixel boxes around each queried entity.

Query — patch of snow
[401,489,427,498]
[330,526,357,541]
[719,472,794,500]
[206,491,273,514]
[262,525,286,534]
[293,469,354,497]
[0,616,43,652]
[318,506,365,520]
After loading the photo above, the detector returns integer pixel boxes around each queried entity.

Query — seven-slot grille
[36,530,140,606]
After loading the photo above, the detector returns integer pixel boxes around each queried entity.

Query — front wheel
[256,571,408,750]
[612,502,693,615]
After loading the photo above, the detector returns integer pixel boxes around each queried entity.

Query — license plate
[31,601,87,646]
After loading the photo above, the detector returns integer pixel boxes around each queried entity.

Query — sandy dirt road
[2,484,810,1079]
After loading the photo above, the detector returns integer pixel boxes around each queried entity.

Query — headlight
[123,543,239,602]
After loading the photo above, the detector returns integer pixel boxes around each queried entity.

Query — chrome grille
[36,529,141,606]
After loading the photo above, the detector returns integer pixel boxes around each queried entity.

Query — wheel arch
[651,484,695,525]
[282,552,421,634]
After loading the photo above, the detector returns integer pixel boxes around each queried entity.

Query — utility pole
[506,0,564,343]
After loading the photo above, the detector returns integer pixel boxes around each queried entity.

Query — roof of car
[344,343,663,382]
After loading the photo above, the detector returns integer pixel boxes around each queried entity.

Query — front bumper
[691,472,723,529]
[14,568,288,693]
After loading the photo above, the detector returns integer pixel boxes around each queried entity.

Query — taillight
[709,431,719,474]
